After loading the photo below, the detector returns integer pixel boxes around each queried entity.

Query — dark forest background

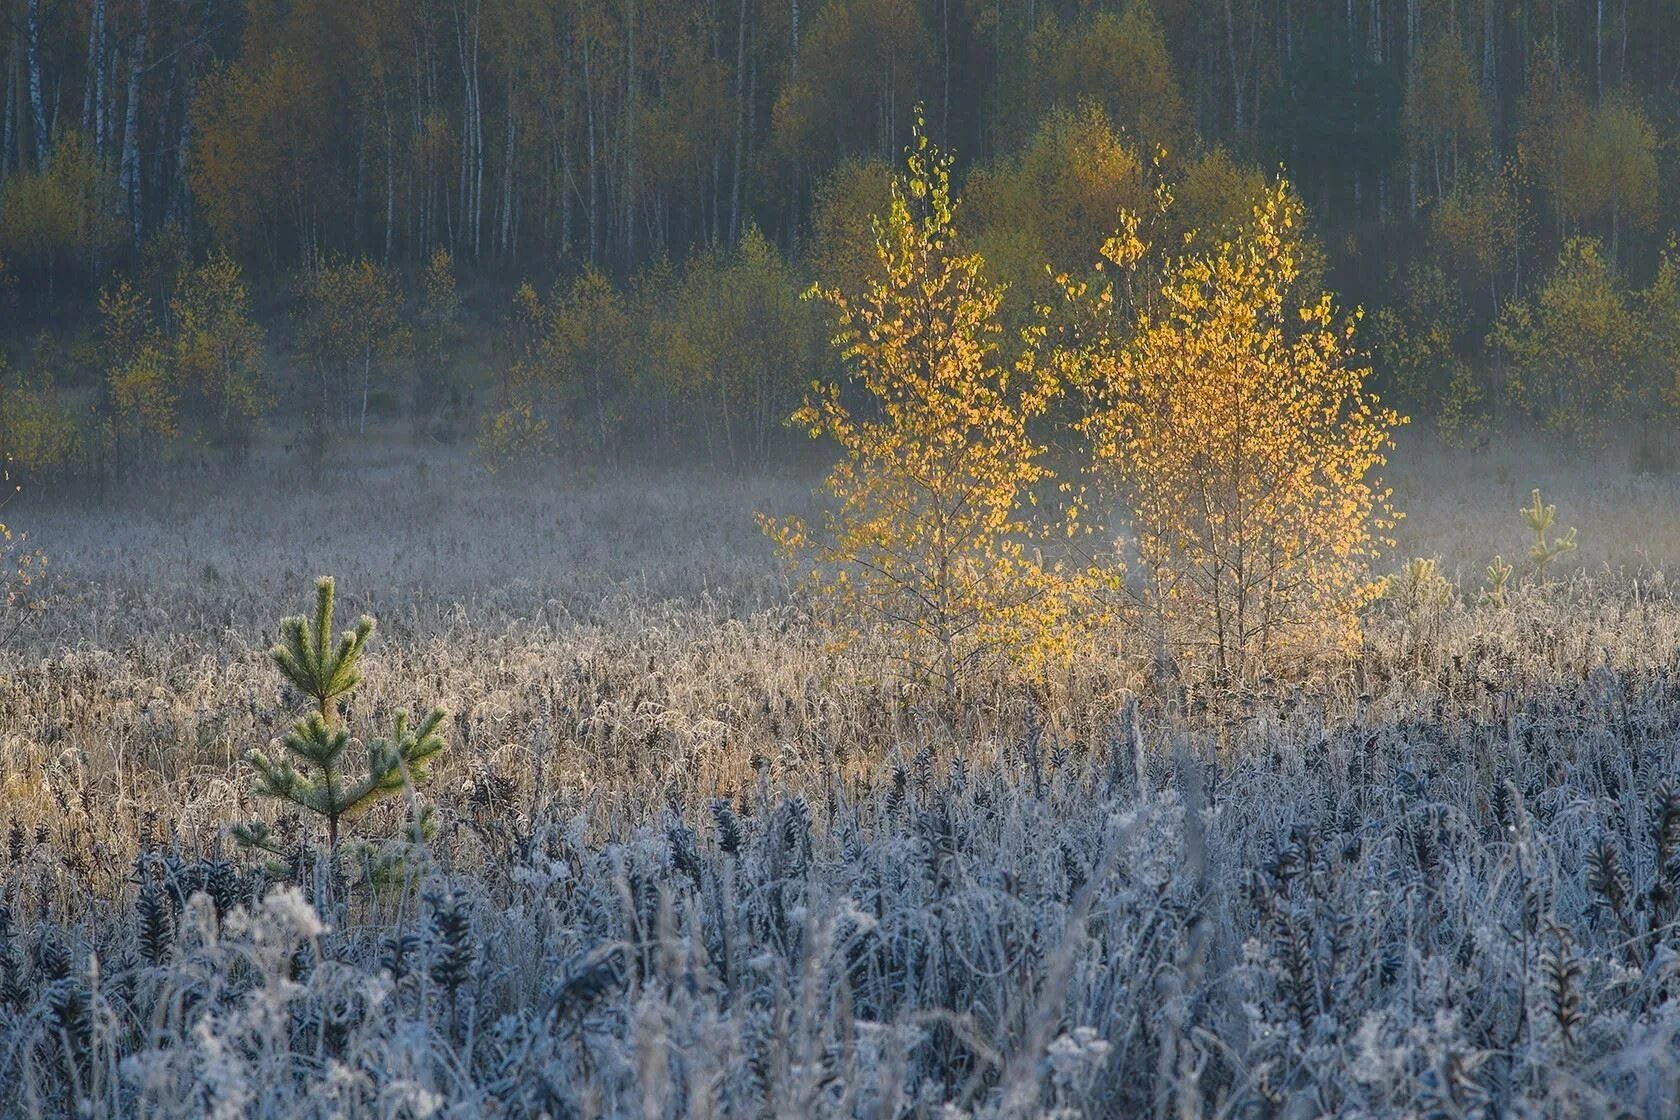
[2,0,1678,478]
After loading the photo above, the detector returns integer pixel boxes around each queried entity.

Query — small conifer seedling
[269,574,375,724]
[1522,488,1578,575]
[1484,555,1513,607]
[1388,557,1451,615]
[237,576,447,854]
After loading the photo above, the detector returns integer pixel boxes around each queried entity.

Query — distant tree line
[2,0,1680,476]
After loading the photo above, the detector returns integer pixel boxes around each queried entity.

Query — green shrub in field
[1483,554,1513,606]
[235,576,447,864]
[1522,488,1578,575]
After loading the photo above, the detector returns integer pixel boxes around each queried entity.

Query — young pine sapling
[236,576,447,856]
[1483,555,1513,607]
[1522,488,1578,575]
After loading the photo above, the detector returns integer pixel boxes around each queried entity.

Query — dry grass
[0,432,1678,1116]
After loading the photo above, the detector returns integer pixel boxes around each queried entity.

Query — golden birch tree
[762,113,1102,692]
[1068,181,1403,682]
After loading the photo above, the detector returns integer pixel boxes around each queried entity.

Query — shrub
[762,112,1104,693]
[1068,181,1404,682]
[0,456,46,643]
[235,576,447,858]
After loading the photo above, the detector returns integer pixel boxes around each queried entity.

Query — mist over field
[7,0,1680,1116]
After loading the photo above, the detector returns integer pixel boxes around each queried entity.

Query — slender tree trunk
[384,97,395,262]
[81,0,109,272]
[500,70,516,257]
[1224,0,1245,136]
[171,48,196,230]
[120,0,152,246]
[25,0,48,166]
[623,0,638,268]
[560,117,573,257]
[1597,0,1604,99]
[82,0,103,142]
[729,0,749,246]
[1482,0,1495,104]
[585,35,598,265]
[458,0,485,258]
[1619,0,1628,89]
[3,48,16,175]
[789,0,799,80]
[457,30,469,252]
[710,3,722,245]
[471,9,483,256]
[355,117,368,251]
[941,0,950,139]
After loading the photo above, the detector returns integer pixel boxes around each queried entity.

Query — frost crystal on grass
[7,467,1680,1117]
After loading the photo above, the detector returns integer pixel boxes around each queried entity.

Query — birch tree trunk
[789,0,799,80]
[82,0,106,157]
[500,67,515,256]
[585,34,598,265]
[384,97,395,262]
[623,0,637,269]
[25,0,48,166]
[729,0,749,246]
[120,0,152,246]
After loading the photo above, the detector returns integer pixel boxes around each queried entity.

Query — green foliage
[1521,488,1578,575]
[808,158,894,298]
[661,227,816,467]
[168,251,268,455]
[1371,260,1468,417]
[1024,0,1192,157]
[92,258,273,467]
[1170,148,1270,247]
[1429,166,1524,304]
[239,576,447,855]
[243,708,446,849]
[294,256,411,435]
[0,131,119,279]
[968,103,1150,314]
[766,0,925,167]
[1519,65,1658,256]
[414,247,464,428]
[8,0,1680,474]
[270,575,375,722]
[1493,238,1637,446]
[189,53,330,251]
[1403,35,1488,203]
[99,280,176,459]
[1436,363,1493,449]
[0,357,80,474]
[488,268,630,465]
[1644,239,1680,421]
[1561,96,1659,250]
[1484,555,1513,607]
[1387,557,1451,615]
[477,401,554,473]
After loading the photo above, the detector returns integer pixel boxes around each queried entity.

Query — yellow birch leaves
[767,127,1404,689]
[1067,182,1404,680]
[761,114,1105,691]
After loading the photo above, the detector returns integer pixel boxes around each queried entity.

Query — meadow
[2,434,1680,1117]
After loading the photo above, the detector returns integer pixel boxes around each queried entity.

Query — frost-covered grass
[2,438,1680,1117]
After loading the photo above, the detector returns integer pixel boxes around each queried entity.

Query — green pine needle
[239,577,447,858]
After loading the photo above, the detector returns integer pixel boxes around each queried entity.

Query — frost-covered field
[3,440,1680,1117]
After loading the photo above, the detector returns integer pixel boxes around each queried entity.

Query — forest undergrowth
[2,444,1679,1117]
